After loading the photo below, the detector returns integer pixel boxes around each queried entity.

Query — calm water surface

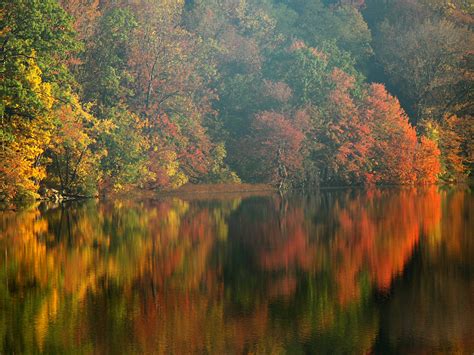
[0,187,472,354]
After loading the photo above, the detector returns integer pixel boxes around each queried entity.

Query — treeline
[1,0,473,200]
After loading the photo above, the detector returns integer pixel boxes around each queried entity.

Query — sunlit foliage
[2,0,473,201]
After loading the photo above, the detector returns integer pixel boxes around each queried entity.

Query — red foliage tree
[242,110,309,187]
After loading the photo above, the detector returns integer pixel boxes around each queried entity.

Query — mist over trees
[1,0,473,200]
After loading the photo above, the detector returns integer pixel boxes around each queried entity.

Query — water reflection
[0,188,472,353]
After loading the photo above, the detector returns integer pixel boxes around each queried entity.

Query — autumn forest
[1,0,473,202]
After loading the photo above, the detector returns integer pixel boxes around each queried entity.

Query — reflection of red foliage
[260,209,313,271]
[268,274,297,299]
[244,188,442,305]
[333,188,441,304]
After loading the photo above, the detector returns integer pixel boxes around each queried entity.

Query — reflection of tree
[0,198,238,353]
[0,187,468,353]
[378,189,474,353]
[223,188,443,352]
[227,188,441,301]
[330,189,441,304]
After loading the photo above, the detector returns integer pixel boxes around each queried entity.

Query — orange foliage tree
[324,68,374,183]
[362,83,436,184]
[414,136,441,184]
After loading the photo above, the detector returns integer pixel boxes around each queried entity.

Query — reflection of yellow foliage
[36,289,59,352]
[217,220,228,241]
[213,208,229,241]
[0,196,243,352]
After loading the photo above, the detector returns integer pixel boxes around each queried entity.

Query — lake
[0,187,472,353]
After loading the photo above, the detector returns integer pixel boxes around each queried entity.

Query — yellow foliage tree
[1,55,55,200]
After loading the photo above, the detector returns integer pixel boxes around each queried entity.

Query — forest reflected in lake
[1,187,473,354]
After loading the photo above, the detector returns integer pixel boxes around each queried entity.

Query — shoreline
[2,181,471,211]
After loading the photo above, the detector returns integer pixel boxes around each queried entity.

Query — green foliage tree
[2,0,473,201]
[1,0,80,200]
[278,0,373,65]
[374,16,473,120]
